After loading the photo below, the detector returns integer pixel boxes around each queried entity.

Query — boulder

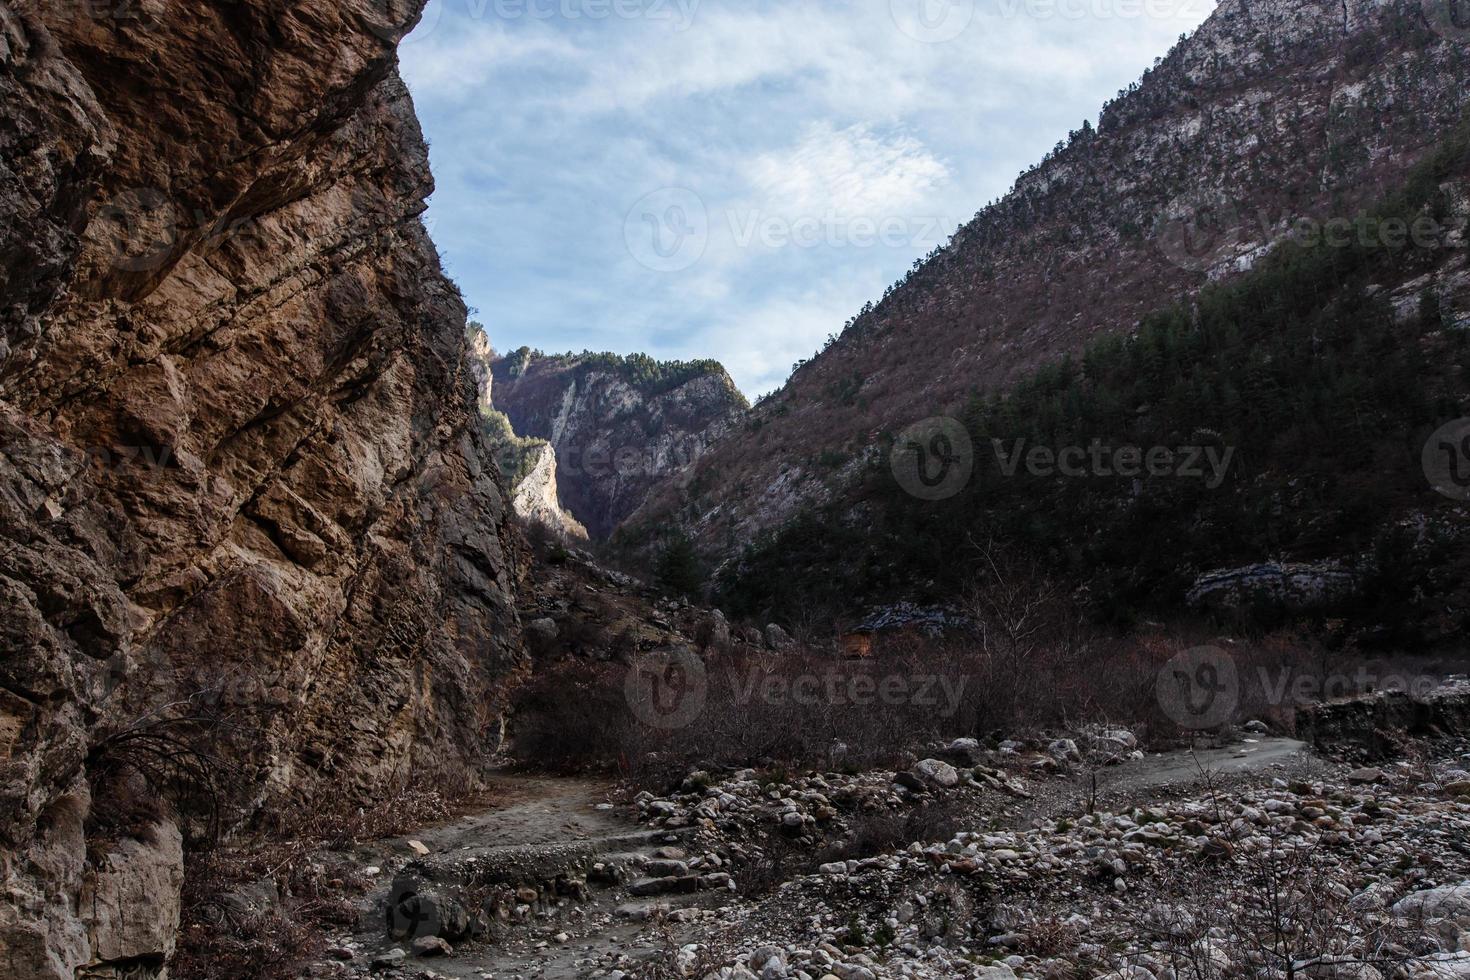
[411,935,453,958]
[1394,883,1470,924]
[913,759,961,789]
[1089,729,1138,757]
[765,624,796,651]
[893,771,927,793]
[643,858,690,879]
[372,948,407,969]
[388,883,471,941]
[526,617,560,643]
[79,820,185,969]
[1047,738,1082,763]
[941,737,983,765]
[699,610,732,650]
[748,946,785,972]
[628,876,700,897]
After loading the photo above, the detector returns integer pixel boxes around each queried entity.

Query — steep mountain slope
[0,3,523,976]
[625,0,1470,563]
[715,137,1470,638]
[488,347,748,539]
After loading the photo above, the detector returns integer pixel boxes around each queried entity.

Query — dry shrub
[1023,914,1084,958]
[733,834,817,897]
[173,890,322,980]
[84,709,233,852]
[834,796,968,859]
[511,628,1169,787]
[509,604,1467,789]
[172,782,469,980]
[1125,832,1431,980]
[511,657,642,774]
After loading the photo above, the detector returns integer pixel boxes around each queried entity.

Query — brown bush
[510,658,643,774]
[510,629,1173,788]
[835,797,968,859]
[508,611,1464,789]
[84,709,235,854]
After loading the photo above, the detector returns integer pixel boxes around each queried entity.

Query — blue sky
[399,0,1214,397]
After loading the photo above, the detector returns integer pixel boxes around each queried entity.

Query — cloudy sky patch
[400,0,1214,396]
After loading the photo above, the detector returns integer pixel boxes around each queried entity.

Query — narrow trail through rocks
[1020,737,1321,822]
[339,739,1323,978]
[347,772,724,979]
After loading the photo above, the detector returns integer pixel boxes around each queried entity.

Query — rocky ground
[265,682,1470,980]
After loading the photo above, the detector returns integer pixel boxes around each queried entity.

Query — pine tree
[656,533,703,600]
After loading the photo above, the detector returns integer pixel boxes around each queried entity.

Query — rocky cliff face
[465,330,588,540]
[488,350,748,540]
[0,3,523,976]
[630,0,1470,558]
[510,442,590,541]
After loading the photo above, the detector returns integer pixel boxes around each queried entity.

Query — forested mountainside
[623,0,1470,587]
[717,127,1470,645]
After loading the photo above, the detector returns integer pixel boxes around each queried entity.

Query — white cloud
[399,0,1216,398]
[742,123,950,219]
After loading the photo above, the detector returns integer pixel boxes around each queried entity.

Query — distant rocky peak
[487,347,748,540]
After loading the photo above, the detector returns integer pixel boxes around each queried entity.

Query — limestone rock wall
[0,1,524,974]
[489,352,748,540]
[512,442,590,542]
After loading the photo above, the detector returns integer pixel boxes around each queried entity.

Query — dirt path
[1022,736,1323,821]
[344,771,721,979]
[334,739,1326,977]
[386,772,627,856]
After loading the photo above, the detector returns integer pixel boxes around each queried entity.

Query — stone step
[626,873,732,898]
[627,876,699,898]
[399,826,697,890]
